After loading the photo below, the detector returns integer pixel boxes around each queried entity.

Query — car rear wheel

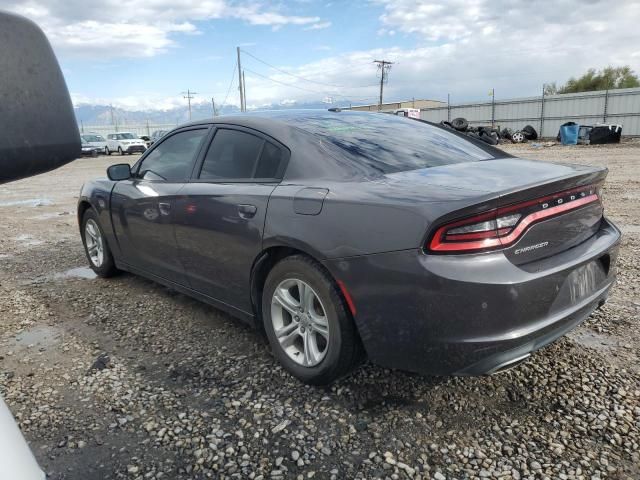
[81,209,118,277]
[262,255,363,385]
[105,146,111,155]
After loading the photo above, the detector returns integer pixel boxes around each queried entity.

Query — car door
[110,126,210,284]
[174,126,289,313]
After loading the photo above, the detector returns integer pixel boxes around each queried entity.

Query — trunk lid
[395,158,607,263]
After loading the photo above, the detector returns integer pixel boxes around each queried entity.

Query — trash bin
[560,124,580,145]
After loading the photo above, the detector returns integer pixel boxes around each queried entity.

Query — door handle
[238,204,257,219]
[158,202,171,216]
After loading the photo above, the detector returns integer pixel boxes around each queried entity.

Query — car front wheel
[81,209,118,277]
[262,255,363,385]
[117,147,124,155]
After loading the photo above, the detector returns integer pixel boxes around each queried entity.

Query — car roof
[179,109,377,129]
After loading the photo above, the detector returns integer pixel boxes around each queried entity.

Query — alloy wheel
[271,279,330,367]
[84,219,104,267]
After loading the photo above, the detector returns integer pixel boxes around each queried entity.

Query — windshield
[116,133,136,140]
[272,112,499,173]
[82,134,104,142]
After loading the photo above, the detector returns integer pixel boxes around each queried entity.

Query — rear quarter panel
[263,181,497,259]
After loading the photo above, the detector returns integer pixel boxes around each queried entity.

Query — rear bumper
[323,217,621,375]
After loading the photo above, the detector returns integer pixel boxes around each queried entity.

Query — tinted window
[200,129,270,180]
[138,129,207,181]
[255,141,283,178]
[261,112,498,173]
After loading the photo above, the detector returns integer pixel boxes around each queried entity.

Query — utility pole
[374,59,393,111]
[211,97,217,117]
[237,47,245,112]
[242,70,247,111]
[109,104,117,132]
[182,89,197,121]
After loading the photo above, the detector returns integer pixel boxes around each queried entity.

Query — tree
[546,66,639,95]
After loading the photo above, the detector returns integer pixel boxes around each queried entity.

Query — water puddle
[14,234,44,247]
[0,198,53,207]
[53,267,97,280]
[11,325,61,350]
[29,211,73,220]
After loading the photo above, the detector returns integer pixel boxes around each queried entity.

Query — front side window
[199,129,283,180]
[137,129,208,182]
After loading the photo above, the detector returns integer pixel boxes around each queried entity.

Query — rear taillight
[428,184,601,253]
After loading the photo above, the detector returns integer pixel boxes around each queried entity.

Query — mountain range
[74,100,354,127]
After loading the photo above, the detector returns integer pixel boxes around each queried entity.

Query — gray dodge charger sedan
[78,111,620,384]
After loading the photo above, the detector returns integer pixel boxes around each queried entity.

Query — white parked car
[80,133,107,153]
[105,132,147,155]
[0,396,45,480]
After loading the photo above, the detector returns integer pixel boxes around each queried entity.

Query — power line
[242,67,377,104]
[241,49,378,90]
[221,61,237,109]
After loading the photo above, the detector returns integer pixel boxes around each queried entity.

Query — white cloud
[304,21,331,30]
[1,0,330,57]
[22,0,640,109]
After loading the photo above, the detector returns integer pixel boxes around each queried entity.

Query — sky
[3,0,640,111]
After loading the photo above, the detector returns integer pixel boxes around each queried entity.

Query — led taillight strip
[429,193,599,252]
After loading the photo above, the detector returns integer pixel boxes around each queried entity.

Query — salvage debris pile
[439,117,538,145]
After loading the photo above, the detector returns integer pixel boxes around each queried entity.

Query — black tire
[105,147,111,155]
[117,147,124,155]
[439,120,454,129]
[522,125,538,140]
[478,130,498,145]
[451,117,468,131]
[80,209,119,278]
[262,255,364,385]
[500,128,512,140]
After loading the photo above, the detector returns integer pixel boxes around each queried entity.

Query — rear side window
[199,128,284,180]
[137,129,207,182]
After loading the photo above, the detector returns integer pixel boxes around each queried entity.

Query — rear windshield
[291,113,498,173]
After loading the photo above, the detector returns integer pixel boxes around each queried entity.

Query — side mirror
[107,164,131,181]
[0,11,81,184]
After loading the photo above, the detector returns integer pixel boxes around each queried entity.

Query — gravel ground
[0,143,638,480]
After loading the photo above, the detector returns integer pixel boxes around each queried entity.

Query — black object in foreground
[0,11,80,184]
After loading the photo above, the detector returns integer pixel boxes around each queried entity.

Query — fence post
[540,85,545,138]
[491,88,495,128]
[447,93,451,122]
[603,89,609,123]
